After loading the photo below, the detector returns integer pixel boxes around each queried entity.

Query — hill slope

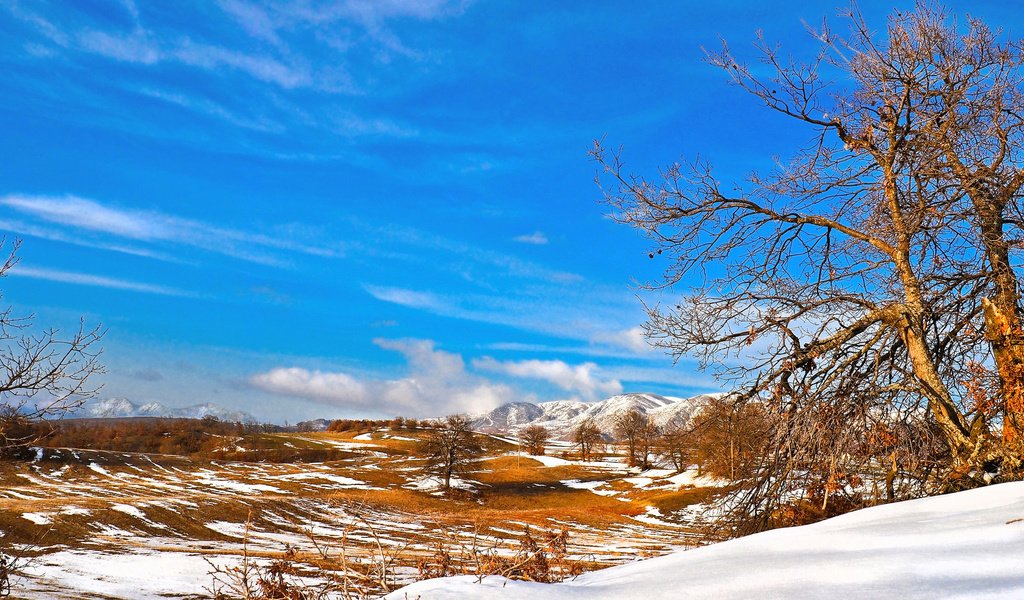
[386,481,1024,599]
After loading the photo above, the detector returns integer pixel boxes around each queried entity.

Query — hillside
[472,392,722,439]
[387,481,1024,599]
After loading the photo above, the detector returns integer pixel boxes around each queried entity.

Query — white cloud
[249,338,516,417]
[473,357,622,401]
[513,231,548,245]
[8,266,196,297]
[591,326,653,353]
[249,367,369,405]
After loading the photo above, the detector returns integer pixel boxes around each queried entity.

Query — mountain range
[80,398,256,423]
[471,392,723,440]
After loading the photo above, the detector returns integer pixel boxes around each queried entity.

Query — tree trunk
[885,452,897,502]
[947,158,1024,446]
[982,295,1024,445]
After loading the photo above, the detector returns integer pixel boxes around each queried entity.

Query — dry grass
[0,428,715,597]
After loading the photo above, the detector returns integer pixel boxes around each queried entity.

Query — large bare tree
[594,3,1024,532]
[520,424,551,456]
[571,418,602,461]
[423,414,483,491]
[0,241,104,454]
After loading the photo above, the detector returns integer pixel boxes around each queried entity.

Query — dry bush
[418,524,584,585]
[519,425,550,456]
[208,503,419,600]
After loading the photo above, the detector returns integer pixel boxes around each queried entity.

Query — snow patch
[388,481,1024,600]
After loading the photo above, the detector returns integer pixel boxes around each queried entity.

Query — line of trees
[326,417,432,432]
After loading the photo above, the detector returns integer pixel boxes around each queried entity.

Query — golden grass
[0,430,708,577]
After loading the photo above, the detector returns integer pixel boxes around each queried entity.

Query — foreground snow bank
[387,482,1024,599]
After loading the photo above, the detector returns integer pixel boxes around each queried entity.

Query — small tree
[423,414,484,491]
[0,241,103,456]
[660,424,692,472]
[520,424,550,456]
[689,397,770,480]
[635,419,661,470]
[614,409,655,468]
[572,419,602,461]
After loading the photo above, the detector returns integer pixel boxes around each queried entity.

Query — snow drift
[386,481,1024,599]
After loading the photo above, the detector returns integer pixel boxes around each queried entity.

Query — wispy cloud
[0,194,342,266]
[473,356,622,401]
[0,217,182,263]
[135,87,285,133]
[481,340,658,360]
[8,265,196,297]
[513,231,548,245]
[372,224,581,285]
[598,364,721,392]
[74,27,313,89]
[9,0,467,91]
[362,283,649,351]
[363,284,446,311]
[216,0,284,47]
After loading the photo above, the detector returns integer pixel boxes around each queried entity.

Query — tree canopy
[596,2,1024,532]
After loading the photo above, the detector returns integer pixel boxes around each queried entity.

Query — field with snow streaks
[0,428,711,599]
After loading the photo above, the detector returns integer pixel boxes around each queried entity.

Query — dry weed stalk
[207,503,416,600]
[418,523,584,585]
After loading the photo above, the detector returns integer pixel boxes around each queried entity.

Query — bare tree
[689,397,770,481]
[0,241,103,455]
[594,3,1024,532]
[659,424,692,472]
[614,409,658,468]
[571,418,602,461]
[519,424,550,456]
[423,414,483,491]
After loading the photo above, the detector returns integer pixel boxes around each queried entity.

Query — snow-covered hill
[81,398,255,423]
[387,481,1024,599]
[472,392,721,439]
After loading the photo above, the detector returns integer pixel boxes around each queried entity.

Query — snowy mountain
[294,418,332,432]
[387,481,1024,599]
[472,402,546,431]
[471,392,722,439]
[81,398,255,423]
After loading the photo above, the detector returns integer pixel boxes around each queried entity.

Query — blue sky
[0,0,1017,422]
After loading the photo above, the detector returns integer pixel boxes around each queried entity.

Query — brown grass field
[0,425,717,598]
